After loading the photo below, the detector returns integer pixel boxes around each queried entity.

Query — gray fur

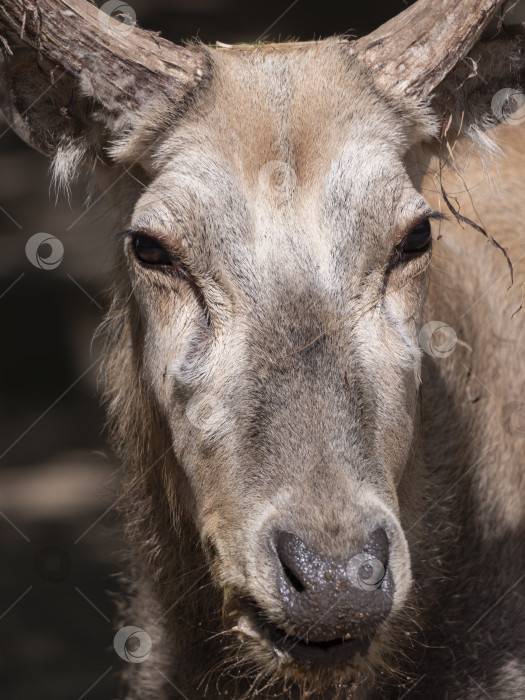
[1,30,524,700]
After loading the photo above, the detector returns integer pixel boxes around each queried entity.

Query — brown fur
[1,26,524,700]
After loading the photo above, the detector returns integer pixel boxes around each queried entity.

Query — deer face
[2,0,522,692]
[123,45,433,676]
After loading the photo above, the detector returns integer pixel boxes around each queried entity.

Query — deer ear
[0,48,106,161]
[0,0,208,180]
[428,32,525,153]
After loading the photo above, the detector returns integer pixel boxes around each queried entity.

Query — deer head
[1,0,523,695]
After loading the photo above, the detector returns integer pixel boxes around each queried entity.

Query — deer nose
[274,528,393,643]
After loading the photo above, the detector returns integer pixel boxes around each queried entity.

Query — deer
[1,0,524,697]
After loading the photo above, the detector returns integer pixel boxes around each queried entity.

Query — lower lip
[265,621,371,667]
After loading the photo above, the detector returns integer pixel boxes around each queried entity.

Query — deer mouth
[236,600,371,668]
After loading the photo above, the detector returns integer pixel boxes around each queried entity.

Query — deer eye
[402,219,432,255]
[132,234,172,266]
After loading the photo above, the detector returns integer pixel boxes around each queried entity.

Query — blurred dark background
[0,1,410,698]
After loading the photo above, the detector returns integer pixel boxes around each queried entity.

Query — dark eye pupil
[403,219,431,253]
[133,235,172,265]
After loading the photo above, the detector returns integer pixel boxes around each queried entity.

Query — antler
[0,0,511,109]
[0,0,207,112]
[0,0,516,150]
[348,0,508,100]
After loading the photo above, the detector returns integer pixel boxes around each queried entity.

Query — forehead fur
[146,39,427,179]
[130,40,430,299]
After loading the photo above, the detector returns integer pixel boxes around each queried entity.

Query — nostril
[275,532,308,592]
[346,528,389,592]
[279,559,306,593]
[363,527,389,565]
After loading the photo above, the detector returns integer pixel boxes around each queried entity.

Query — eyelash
[386,213,444,271]
[125,211,443,284]
[129,232,174,266]
[126,231,211,324]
